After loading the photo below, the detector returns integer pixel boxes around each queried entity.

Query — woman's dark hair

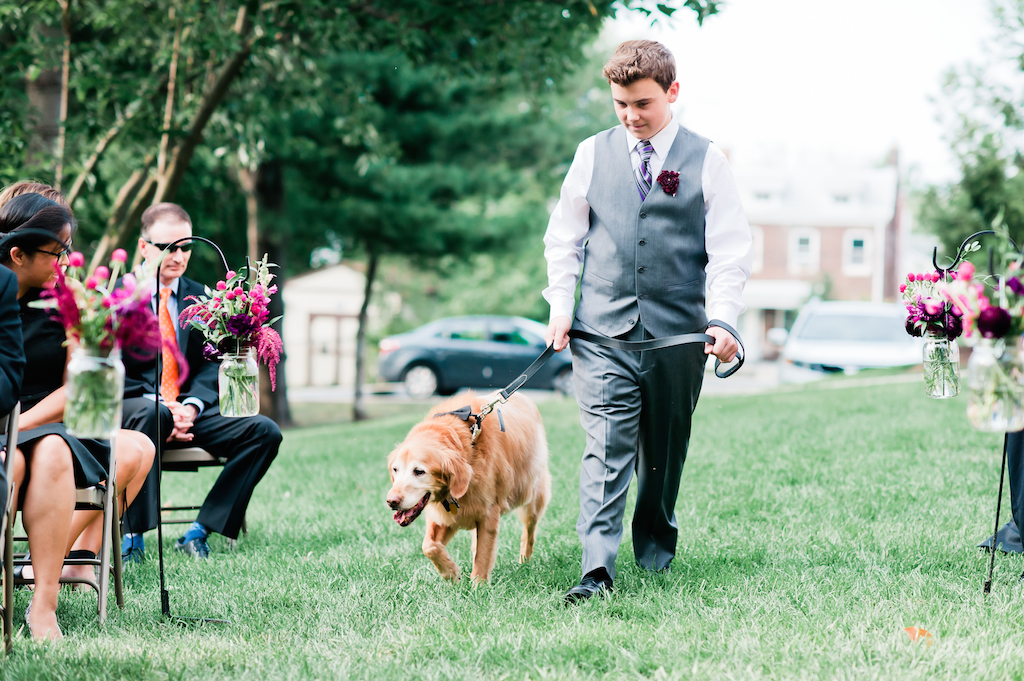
[0,193,76,264]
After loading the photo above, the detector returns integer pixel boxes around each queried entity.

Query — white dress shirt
[542,116,753,329]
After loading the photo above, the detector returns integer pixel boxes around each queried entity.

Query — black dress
[17,288,108,488]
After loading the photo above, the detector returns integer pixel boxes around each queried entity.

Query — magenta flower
[226,270,236,279]
[111,249,128,264]
[216,281,227,291]
[68,251,85,268]
[256,326,284,390]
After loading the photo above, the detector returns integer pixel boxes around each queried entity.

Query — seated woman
[0,193,154,640]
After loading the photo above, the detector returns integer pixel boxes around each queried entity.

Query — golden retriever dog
[386,391,551,583]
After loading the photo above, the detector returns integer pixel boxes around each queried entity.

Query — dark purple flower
[944,313,963,340]
[906,316,922,337]
[203,342,223,361]
[1008,277,1024,296]
[977,306,1012,338]
[224,313,259,340]
[657,170,679,197]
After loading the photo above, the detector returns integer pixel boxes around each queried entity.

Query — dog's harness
[430,320,744,514]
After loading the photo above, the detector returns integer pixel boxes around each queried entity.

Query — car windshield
[795,313,906,342]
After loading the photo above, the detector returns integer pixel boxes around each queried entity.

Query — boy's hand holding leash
[546,316,573,352]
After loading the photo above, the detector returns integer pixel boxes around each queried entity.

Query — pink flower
[256,326,284,391]
[225,270,236,279]
[216,281,227,291]
[959,261,975,280]
[85,277,98,290]
[899,283,907,293]
[94,266,110,282]
[225,291,235,301]
[233,287,244,296]
[111,249,128,264]
[908,273,916,282]
[68,252,85,268]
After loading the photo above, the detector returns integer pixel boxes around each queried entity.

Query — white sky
[604,0,996,186]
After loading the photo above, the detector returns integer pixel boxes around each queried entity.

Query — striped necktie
[634,139,654,200]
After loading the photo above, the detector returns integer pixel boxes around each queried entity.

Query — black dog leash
[436,320,745,444]
[568,319,745,379]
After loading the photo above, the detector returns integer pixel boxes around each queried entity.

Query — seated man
[120,202,282,560]
[0,260,26,519]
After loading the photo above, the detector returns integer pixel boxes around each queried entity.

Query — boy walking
[543,40,752,602]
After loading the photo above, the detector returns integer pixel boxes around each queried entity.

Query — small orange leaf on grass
[904,626,933,643]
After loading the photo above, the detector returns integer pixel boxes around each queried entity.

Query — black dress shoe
[564,568,613,604]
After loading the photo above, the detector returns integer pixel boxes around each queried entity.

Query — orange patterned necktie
[159,287,180,401]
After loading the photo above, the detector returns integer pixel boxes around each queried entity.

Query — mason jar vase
[64,346,125,439]
[219,343,260,417]
[923,332,960,399]
[965,336,1024,432]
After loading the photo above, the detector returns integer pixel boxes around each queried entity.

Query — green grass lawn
[4,379,1024,680]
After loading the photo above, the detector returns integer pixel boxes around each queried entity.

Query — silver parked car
[769,299,924,383]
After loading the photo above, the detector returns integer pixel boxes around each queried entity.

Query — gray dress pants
[570,318,707,580]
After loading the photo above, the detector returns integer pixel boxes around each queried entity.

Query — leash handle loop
[706,319,745,379]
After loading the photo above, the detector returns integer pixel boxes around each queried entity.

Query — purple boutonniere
[657,170,679,197]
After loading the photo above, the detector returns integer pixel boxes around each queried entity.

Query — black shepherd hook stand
[153,235,241,625]
[937,229,1022,593]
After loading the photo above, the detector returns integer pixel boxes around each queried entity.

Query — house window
[750,225,764,274]
[842,230,873,277]
[787,227,820,275]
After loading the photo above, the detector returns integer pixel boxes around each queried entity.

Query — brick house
[730,152,903,360]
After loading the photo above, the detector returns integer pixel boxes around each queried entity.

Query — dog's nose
[386,491,403,510]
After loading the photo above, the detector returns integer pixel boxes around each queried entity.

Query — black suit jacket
[122,275,220,409]
[0,265,25,416]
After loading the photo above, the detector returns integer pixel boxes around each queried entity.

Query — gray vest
[575,125,710,338]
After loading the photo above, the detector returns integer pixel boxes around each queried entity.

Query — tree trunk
[353,251,379,422]
[91,0,258,266]
[254,161,291,426]
[54,0,73,189]
[237,165,260,264]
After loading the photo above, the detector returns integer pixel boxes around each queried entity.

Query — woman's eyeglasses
[146,239,193,253]
[35,242,73,259]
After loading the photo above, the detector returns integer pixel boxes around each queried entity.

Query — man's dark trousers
[121,396,282,539]
[571,318,706,580]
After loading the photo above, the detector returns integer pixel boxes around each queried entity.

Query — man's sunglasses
[36,241,73,259]
[146,239,193,253]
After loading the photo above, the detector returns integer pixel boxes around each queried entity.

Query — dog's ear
[445,454,473,499]
[386,448,399,483]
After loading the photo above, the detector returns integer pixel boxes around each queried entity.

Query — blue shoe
[121,546,145,564]
[174,535,210,560]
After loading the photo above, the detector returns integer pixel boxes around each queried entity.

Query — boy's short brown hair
[602,40,676,91]
[141,202,192,239]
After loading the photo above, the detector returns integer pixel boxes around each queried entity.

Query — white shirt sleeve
[542,136,596,321]
[702,143,753,329]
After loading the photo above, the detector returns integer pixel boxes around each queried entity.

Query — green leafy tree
[920,0,1024,254]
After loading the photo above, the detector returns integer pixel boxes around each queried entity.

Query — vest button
[638,267,645,273]
[638,293,646,300]
[628,319,635,325]
[638,239,646,246]
[639,212,647,219]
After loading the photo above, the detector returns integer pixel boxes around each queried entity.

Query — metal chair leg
[96,434,118,623]
[3,503,14,654]
[112,491,124,609]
